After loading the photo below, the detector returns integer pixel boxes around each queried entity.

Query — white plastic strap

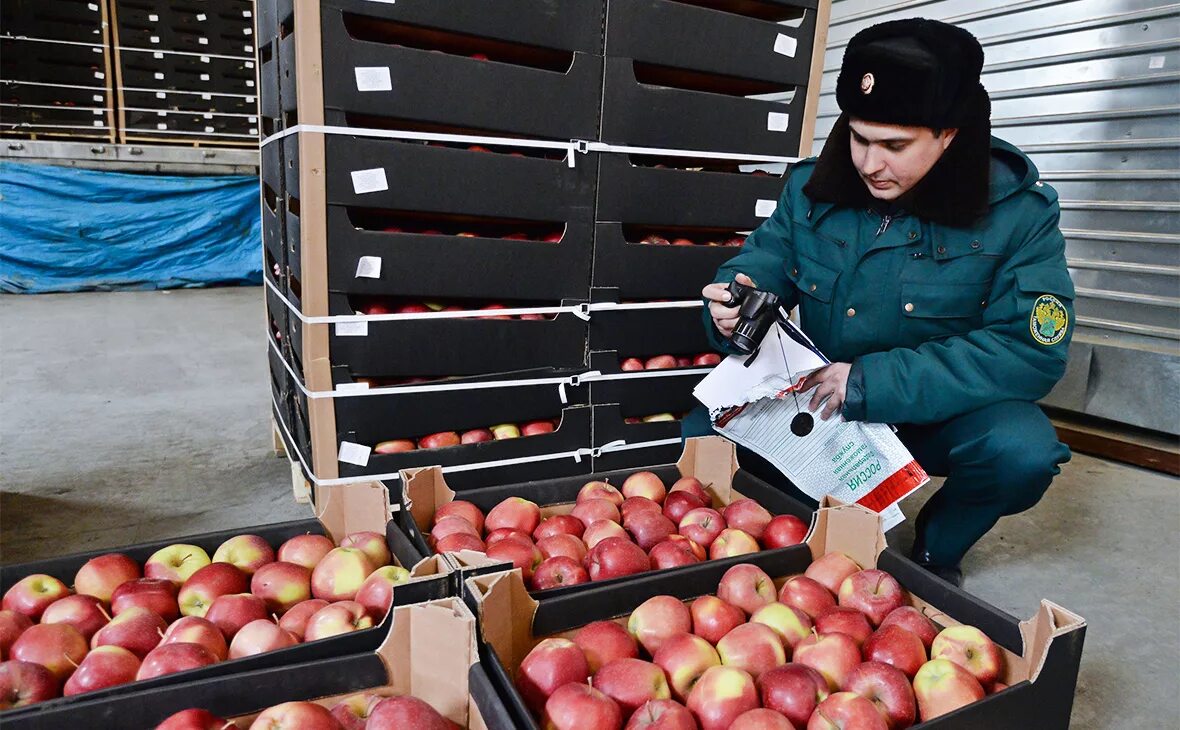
[579,367,713,383]
[586,300,703,312]
[581,140,799,165]
[260,123,578,156]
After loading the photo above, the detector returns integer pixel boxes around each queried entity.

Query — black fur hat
[835,18,986,129]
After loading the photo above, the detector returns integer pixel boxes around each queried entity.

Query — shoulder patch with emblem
[1031,295,1068,345]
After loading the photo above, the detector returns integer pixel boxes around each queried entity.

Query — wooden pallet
[1048,407,1180,476]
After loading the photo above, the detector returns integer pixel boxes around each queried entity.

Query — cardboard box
[401,437,813,595]
[0,482,453,720]
[278,0,604,140]
[590,404,692,471]
[589,289,712,358]
[260,139,286,273]
[605,0,818,86]
[4,598,517,730]
[468,501,1086,730]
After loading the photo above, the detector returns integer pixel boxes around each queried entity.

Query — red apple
[229,619,298,659]
[375,439,417,454]
[641,235,670,246]
[671,238,695,247]
[277,534,335,571]
[277,599,330,641]
[354,565,411,621]
[669,477,710,505]
[805,554,861,596]
[678,509,726,547]
[758,664,830,728]
[517,637,590,714]
[204,593,268,639]
[778,577,836,620]
[303,601,373,641]
[179,562,249,618]
[0,660,59,708]
[645,355,678,370]
[750,602,813,648]
[161,616,228,660]
[648,539,703,570]
[628,595,691,655]
[717,564,777,615]
[930,625,1003,689]
[709,528,761,559]
[249,701,342,729]
[111,578,179,622]
[534,515,586,541]
[731,708,794,730]
[690,596,746,645]
[687,666,759,730]
[841,661,916,729]
[663,534,707,561]
[762,515,809,549]
[587,538,651,581]
[814,607,873,648]
[625,511,677,552]
[63,645,140,696]
[367,695,455,730]
[574,620,638,674]
[311,547,376,602]
[431,516,480,546]
[621,358,645,372]
[74,554,141,603]
[863,625,927,679]
[9,623,87,683]
[522,420,556,436]
[90,606,165,659]
[486,528,530,547]
[585,520,630,549]
[486,536,544,580]
[486,497,542,535]
[911,659,984,722]
[879,607,939,650]
[626,699,697,730]
[457,427,492,444]
[653,631,723,702]
[157,708,233,730]
[807,691,888,730]
[721,500,772,541]
[717,622,786,679]
[837,571,905,627]
[212,535,276,576]
[434,501,485,534]
[662,491,705,525]
[538,534,588,563]
[3,574,71,621]
[531,557,589,590]
[0,610,33,660]
[340,532,392,569]
[544,683,622,730]
[419,431,462,450]
[41,594,109,641]
[622,472,666,502]
[621,497,662,522]
[435,533,486,554]
[330,693,380,730]
[573,499,622,528]
[693,353,723,367]
[578,481,625,506]
[491,423,521,438]
[793,632,861,691]
[144,545,211,587]
[595,658,673,718]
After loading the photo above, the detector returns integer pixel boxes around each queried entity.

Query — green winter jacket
[704,137,1075,425]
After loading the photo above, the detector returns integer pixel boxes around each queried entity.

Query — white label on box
[93,94,103,102]
[354,66,393,92]
[205,126,215,133]
[154,71,164,80]
[204,112,213,119]
[93,109,104,115]
[244,10,253,17]
[245,45,254,53]
[1149,55,1165,69]
[148,12,158,21]
[199,37,209,45]
[246,79,255,87]
[774,33,798,58]
[153,52,163,59]
[755,199,778,217]
[196,13,207,21]
[337,441,372,467]
[244,27,253,36]
[202,93,212,100]
[246,60,255,69]
[200,73,210,81]
[157,111,167,117]
[157,123,168,130]
[150,35,160,44]
[89,3,99,10]
[96,71,105,79]
[94,120,104,126]
[335,321,369,337]
[248,115,257,123]
[249,128,258,135]
[337,382,370,393]
[156,91,166,99]
[351,168,388,195]
[355,256,382,279]
[767,112,790,132]
[246,95,255,103]
[200,55,210,63]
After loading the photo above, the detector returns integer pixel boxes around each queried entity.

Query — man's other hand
[703,273,756,339]
[801,362,852,420]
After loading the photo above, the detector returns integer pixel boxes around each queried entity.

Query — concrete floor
[1,287,1178,728]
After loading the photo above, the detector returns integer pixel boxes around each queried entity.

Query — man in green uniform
[685,19,1075,586]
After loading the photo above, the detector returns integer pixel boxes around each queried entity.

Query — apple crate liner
[466,502,1086,730]
[0,485,452,721]
[3,598,518,730]
[399,437,813,600]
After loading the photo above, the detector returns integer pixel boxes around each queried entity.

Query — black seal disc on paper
[791,412,814,437]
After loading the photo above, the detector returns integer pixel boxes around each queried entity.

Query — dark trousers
[681,400,1070,566]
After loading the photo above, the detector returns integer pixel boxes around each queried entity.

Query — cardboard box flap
[806,501,887,569]
[677,436,740,503]
[449,549,505,571]
[376,598,478,726]
[402,465,456,533]
[313,481,393,543]
[1020,599,1087,682]
[466,569,539,673]
[408,553,451,579]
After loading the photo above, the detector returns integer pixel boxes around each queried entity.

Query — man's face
[848,119,957,201]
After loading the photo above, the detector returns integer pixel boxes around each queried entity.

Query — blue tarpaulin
[0,161,262,293]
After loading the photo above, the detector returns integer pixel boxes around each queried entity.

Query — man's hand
[703,273,756,338]
[801,362,852,420]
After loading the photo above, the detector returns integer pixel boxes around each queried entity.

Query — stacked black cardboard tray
[0,0,116,141]
[258,0,832,492]
[110,0,258,145]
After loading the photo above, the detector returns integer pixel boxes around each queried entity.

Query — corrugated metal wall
[813,0,1180,435]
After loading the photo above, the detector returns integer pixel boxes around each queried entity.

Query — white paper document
[694,318,928,530]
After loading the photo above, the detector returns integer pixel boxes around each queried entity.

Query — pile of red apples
[0,531,411,709]
[153,692,458,730]
[620,353,722,371]
[358,300,557,319]
[427,471,810,591]
[374,418,559,454]
[639,235,744,247]
[516,558,1006,730]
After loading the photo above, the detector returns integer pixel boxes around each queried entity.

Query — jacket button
[792,268,798,276]
[971,240,981,249]
[846,308,856,317]
[904,302,914,313]
[908,231,917,239]
[981,300,988,307]
[810,284,817,292]
[937,245,947,255]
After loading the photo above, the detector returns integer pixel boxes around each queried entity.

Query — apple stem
[64,654,80,669]
[271,613,280,623]
[157,627,166,638]
[97,604,113,621]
